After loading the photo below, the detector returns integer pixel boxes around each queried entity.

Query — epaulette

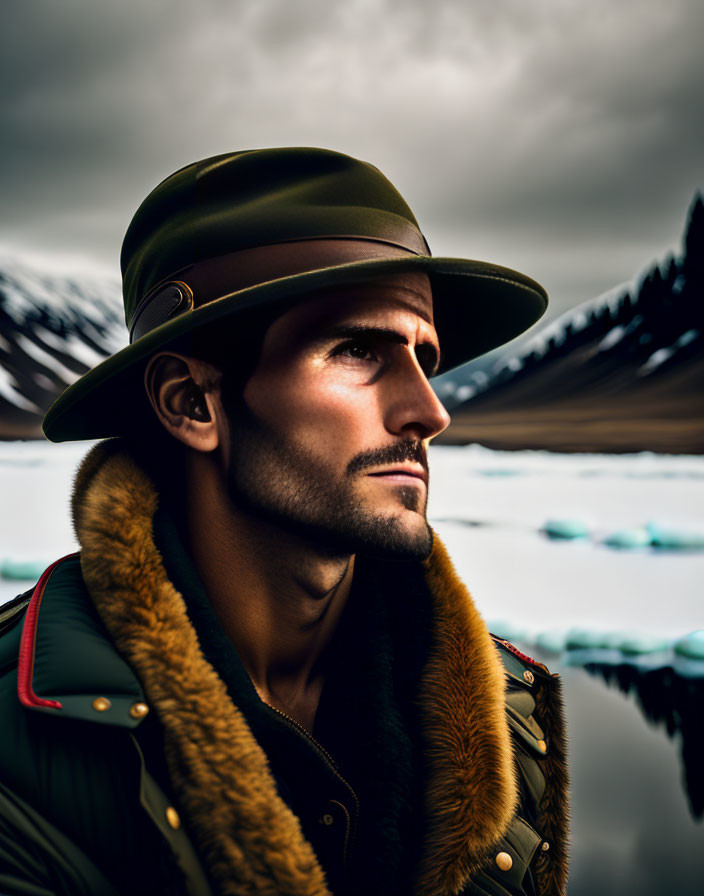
[491,635,550,676]
[491,634,550,760]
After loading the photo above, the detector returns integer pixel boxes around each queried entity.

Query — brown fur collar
[72,440,518,896]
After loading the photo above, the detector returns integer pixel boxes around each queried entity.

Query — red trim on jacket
[17,553,79,710]
[491,635,550,674]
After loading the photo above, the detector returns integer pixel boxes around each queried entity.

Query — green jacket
[0,441,569,896]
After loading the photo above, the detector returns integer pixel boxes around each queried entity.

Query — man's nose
[382,352,451,440]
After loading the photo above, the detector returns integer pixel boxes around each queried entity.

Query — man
[0,148,568,896]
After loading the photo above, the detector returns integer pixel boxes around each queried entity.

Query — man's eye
[333,341,378,362]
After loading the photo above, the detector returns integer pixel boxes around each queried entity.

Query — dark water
[552,661,704,895]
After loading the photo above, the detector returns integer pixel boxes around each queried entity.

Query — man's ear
[144,352,221,452]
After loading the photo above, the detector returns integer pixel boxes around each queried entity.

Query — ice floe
[542,518,591,540]
[602,527,652,549]
[0,558,47,582]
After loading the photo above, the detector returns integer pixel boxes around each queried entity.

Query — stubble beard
[223,398,433,560]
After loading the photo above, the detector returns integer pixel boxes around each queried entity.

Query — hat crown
[120,147,427,328]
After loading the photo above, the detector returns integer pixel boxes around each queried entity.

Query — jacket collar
[65,439,517,896]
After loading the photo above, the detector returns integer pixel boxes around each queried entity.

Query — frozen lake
[428,445,703,642]
[2,441,703,647]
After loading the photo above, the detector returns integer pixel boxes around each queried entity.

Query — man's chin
[255,506,433,561]
[344,516,434,562]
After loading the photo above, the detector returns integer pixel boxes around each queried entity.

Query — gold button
[129,702,149,720]
[92,697,111,712]
[523,669,535,685]
[166,806,180,829]
[496,852,513,871]
[538,739,547,753]
[321,813,334,826]
[541,841,550,852]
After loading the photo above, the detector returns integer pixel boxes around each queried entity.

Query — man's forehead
[278,271,434,331]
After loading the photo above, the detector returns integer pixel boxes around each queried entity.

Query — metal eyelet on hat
[129,281,194,344]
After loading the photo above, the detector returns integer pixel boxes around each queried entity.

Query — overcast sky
[2,0,702,319]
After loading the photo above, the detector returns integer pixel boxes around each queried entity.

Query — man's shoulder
[0,554,151,850]
[0,551,145,725]
[0,554,88,737]
[0,552,146,755]
[0,557,85,806]
[0,553,85,687]
[0,557,178,896]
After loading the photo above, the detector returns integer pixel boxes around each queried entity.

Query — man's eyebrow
[316,324,441,375]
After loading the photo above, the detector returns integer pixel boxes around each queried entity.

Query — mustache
[346,439,428,476]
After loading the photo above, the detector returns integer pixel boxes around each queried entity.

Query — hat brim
[42,255,547,442]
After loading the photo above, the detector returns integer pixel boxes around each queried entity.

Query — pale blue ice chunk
[566,628,611,650]
[646,521,704,550]
[603,528,652,549]
[618,635,672,655]
[543,518,590,540]
[674,630,704,659]
[0,559,44,581]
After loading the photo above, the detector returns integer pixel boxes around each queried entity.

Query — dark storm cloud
[1,0,702,314]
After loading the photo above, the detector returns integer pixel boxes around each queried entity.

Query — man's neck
[182,455,354,733]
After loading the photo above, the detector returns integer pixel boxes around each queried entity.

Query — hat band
[129,236,426,343]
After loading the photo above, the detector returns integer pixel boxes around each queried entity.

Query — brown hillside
[439,343,704,453]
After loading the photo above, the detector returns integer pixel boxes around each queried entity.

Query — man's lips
[367,465,428,486]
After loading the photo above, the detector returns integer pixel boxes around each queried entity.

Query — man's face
[221,272,451,559]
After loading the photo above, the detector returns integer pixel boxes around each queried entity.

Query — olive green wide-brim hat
[43,147,548,442]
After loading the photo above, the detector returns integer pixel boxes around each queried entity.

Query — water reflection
[536,661,704,896]
[582,661,704,820]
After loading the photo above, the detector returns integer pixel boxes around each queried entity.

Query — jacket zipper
[263,700,360,868]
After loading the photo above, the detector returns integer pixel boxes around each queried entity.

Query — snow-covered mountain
[432,281,640,410]
[436,194,704,453]
[0,256,124,437]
